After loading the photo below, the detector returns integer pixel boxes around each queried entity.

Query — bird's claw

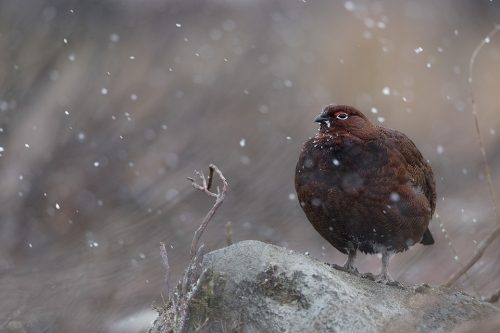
[374,272,392,283]
[342,263,360,275]
[373,273,402,287]
[361,272,400,286]
[326,262,360,276]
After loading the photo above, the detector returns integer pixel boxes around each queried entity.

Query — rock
[150,240,499,333]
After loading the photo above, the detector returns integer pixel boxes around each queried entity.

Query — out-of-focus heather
[0,0,499,331]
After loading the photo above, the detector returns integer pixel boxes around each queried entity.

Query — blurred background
[0,0,499,331]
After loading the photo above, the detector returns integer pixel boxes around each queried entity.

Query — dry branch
[444,226,500,287]
[155,164,229,333]
[443,24,500,287]
[187,164,229,258]
[160,242,171,299]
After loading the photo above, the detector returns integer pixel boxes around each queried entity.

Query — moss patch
[255,265,310,310]
[186,270,228,330]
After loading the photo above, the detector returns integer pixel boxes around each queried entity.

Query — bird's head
[315,105,375,136]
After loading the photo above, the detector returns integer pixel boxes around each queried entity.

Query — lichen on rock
[254,265,310,310]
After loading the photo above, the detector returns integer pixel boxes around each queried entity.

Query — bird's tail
[420,228,435,245]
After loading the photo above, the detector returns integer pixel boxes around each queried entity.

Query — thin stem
[444,225,500,287]
[160,242,170,298]
[225,221,233,246]
[443,25,500,287]
[188,164,229,258]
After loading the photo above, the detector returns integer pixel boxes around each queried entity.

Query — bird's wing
[379,127,436,215]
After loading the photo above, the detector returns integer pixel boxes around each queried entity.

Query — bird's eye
[336,113,348,120]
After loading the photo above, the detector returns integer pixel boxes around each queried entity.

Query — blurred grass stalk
[443,24,500,289]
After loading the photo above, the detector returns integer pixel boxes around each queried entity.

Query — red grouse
[295,105,436,282]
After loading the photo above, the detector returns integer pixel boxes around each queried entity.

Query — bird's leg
[343,249,359,274]
[374,251,393,283]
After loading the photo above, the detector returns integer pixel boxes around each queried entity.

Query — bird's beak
[314,114,328,123]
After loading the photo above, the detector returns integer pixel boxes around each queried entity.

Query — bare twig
[225,221,233,246]
[188,164,229,258]
[444,226,500,287]
[165,245,210,333]
[156,164,229,332]
[485,288,500,303]
[160,242,171,298]
[206,166,215,191]
[177,268,209,333]
[443,24,500,287]
[182,244,206,295]
[436,214,480,295]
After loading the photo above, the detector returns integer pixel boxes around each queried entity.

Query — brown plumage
[295,105,436,281]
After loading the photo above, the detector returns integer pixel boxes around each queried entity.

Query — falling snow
[239,138,246,147]
[222,19,236,31]
[109,33,120,42]
[344,1,355,11]
[382,87,390,96]
[165,188,178,201]
[390,192,400,202]
[240,156,250,165]
[364,18,374,28]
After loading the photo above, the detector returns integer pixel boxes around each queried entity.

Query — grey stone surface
[151,240,499,333]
